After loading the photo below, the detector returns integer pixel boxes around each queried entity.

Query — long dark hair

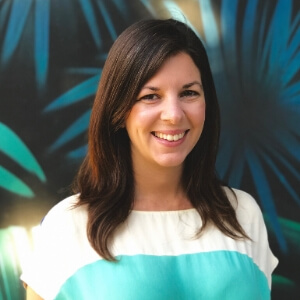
[74,19,248,261]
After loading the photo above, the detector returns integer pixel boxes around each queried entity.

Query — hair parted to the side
[73,18,249,261]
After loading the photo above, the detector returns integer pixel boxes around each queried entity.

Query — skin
[125,52,206,211]
[26,286,43,300]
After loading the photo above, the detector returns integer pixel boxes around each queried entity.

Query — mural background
[0,0,299,299]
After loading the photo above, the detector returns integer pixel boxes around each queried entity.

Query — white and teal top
[21,189,278,300]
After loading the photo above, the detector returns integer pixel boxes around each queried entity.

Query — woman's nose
[160,97,184,124]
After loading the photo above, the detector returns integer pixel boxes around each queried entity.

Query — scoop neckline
[130,208,197,214]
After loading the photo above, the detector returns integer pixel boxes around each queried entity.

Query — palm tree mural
[0,0,299,299]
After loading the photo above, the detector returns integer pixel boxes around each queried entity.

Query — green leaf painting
[0,123,46,197]
[0,167,34,198]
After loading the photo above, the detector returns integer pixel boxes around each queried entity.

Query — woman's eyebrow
[141,81,203,91]
[140,86,160,91]
[183,81,203,89]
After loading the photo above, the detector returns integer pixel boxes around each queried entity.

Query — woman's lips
[152,130,189,142]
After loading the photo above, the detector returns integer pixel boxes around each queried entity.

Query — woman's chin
[153,155,186,169]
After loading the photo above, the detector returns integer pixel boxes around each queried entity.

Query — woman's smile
[152,130,188,142]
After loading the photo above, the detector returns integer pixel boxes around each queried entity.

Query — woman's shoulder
[33,194,90,259]
[223,187,263,224]
[46,193,80,211]
[41,194,87,229]
[21,195,93,299]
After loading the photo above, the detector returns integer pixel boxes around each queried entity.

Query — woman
[22,19,278,299]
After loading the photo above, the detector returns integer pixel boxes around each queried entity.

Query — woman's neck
[132,163,193,211]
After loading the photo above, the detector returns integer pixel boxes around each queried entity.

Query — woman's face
[125,52,206,170]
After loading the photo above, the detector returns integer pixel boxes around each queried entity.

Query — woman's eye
[181,90,199,97]
[139,94,159,101]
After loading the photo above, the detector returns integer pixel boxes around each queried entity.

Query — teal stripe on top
[55,251,270,300]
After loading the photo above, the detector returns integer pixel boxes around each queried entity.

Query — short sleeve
[20,195,90,299]
[232,188,279,288]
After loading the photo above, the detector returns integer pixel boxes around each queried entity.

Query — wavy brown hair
[74,19,249,261]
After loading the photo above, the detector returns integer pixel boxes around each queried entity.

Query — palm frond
[0,123,46,182]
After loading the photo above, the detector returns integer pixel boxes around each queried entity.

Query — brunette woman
[22,19,278,300]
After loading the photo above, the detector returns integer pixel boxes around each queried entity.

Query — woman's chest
[55,251,269,300]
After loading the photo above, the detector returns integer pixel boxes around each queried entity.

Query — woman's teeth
[154,132,185,141]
